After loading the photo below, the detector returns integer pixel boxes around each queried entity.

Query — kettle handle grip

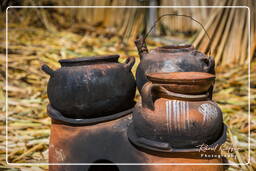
[124,56,135,71]
[143,14,212,55]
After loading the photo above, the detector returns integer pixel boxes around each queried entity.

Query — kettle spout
[134,36,148,59]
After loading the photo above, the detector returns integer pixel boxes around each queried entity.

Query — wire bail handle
[143,14,212,55]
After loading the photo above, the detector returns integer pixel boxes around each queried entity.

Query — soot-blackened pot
[42,55,136,119]
[129,72,225,151]
[134,37,215,94]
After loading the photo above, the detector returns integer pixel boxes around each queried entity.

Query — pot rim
[146,72,215,84]
[59,54,120,66]
[154,44,194,53]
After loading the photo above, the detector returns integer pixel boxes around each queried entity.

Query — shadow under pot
[42,55,136,119]
[135,38,215,94]
[129,72,226,151]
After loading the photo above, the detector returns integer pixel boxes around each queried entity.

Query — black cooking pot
[42,55,136,119]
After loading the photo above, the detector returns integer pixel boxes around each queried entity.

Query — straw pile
[160,0,256,65]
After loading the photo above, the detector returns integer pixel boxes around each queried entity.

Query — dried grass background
[0,2,255,171]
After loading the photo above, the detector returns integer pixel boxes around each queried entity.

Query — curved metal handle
[124,56,135,71]
[41,64,55,77]
[144,13,212,55]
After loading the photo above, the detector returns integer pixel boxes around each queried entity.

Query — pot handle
[141,82,159,110]
[142,82,212,110]
[141,83,173,110]
[124,56,135,71]
[41,64,55,77]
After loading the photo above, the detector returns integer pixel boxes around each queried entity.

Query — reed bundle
[159,0,255,65]
[192,0,255,65]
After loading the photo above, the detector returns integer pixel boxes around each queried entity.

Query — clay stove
[47,103,226,171]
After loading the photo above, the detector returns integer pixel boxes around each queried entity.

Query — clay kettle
[134,14,215,94]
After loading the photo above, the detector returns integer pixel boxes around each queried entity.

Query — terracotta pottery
[42,55,136,119]
[134,41,215,93]
[134,14,215,95]
[129,72,226,151]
